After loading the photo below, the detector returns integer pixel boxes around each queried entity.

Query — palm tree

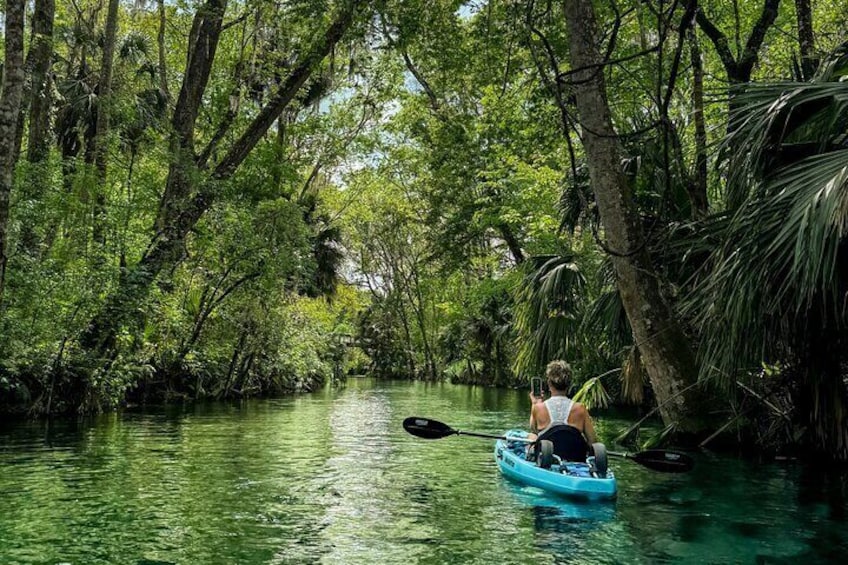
[688,45,848,459]
[513,254,586,376]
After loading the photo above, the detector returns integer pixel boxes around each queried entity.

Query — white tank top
[544,395,574,427]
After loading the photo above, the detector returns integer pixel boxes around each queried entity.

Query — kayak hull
[494,430,617,501]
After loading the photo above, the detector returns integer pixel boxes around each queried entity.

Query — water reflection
[1,379,847,564]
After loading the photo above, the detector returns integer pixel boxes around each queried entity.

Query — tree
[90,0,121,245]
[25,0,56,164]
[562,0,708,433]
[696,0,782,84]
[0,0,27,303]
[79,0,369,360]
[689,48,848,459]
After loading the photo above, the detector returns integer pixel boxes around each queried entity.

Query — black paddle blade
[403,417,457,440]
[632,449,694,473]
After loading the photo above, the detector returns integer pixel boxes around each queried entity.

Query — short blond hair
[545,360,572,391]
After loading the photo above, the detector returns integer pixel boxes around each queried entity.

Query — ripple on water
[1,379,847,564]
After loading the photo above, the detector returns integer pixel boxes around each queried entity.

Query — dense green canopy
[0,0,846,459]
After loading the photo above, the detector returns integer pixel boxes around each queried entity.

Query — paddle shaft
[608,449,694,473]
[458,430,535,443]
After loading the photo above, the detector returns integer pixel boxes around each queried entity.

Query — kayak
[494,430,617,500]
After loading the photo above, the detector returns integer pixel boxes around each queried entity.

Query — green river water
[1,378,846,564]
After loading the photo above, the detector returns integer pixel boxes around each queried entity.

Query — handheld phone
[531,377,543,398]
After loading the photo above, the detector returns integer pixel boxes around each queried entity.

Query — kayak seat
[537,424,589,462]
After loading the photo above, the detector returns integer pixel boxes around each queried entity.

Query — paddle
[403,416,535,442]
[607,449,694,473]
[403,416,694,473]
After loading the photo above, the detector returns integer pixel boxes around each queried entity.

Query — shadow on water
[501,479,617,524]
[1,378,847,564]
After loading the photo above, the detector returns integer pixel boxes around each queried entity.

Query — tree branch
[738,0,781,79]
[400,49,441,113]
[696,9,738,79]
[213,0,366,180]
[697,0,782,82]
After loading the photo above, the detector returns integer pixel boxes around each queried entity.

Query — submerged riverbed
[1,379,846,564]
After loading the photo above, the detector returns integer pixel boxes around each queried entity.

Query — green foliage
[513,255,586,376]
[1,0,848,465]
[0,0,375,412]
[572,375,610,411]
[684,47,848,457]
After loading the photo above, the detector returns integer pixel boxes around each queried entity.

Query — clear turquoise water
[1,379,846,564]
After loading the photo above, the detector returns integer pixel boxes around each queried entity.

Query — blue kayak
[494,430,617,500]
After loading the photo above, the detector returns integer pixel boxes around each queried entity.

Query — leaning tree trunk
[80,0,230,355]
[0,0,27,304]
[563,0,709,433]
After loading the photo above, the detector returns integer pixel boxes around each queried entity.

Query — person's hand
[529,392,543,404]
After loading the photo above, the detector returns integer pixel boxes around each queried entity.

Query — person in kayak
[528,360,598,446]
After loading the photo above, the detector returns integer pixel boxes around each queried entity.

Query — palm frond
[582,287,631,353]
[725,80,848,208]
[641,422,677,450]
[119,32,151,63]
[513,254,586,375]
[691,139,848,387]
[572,375,610,410]
[621,346,646,404]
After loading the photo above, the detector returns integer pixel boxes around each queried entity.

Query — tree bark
[157,0,170,102]
[26,0,56,163]
[794,0,816,79]
[0,0,27,303]
[91,0,120,246]
[80,0,366,356]
[562,0,708,433]
[689,28,708,216]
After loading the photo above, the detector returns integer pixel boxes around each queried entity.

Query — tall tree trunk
[12,0,57,255]
[794,0,816,79]
[562,0,708,433]
[80,0,366,357]
[26,0,56,164]
[82,0,230,355]
[91,0,120,246]
[689,28,708,216]
[0,0,27,304]
[157,0,170,102]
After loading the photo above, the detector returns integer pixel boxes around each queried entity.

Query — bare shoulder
[570,402,591,422]
[571,401,588,416]
[532,401,547,417]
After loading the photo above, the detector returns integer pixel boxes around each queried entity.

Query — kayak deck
[494,430,617,500]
